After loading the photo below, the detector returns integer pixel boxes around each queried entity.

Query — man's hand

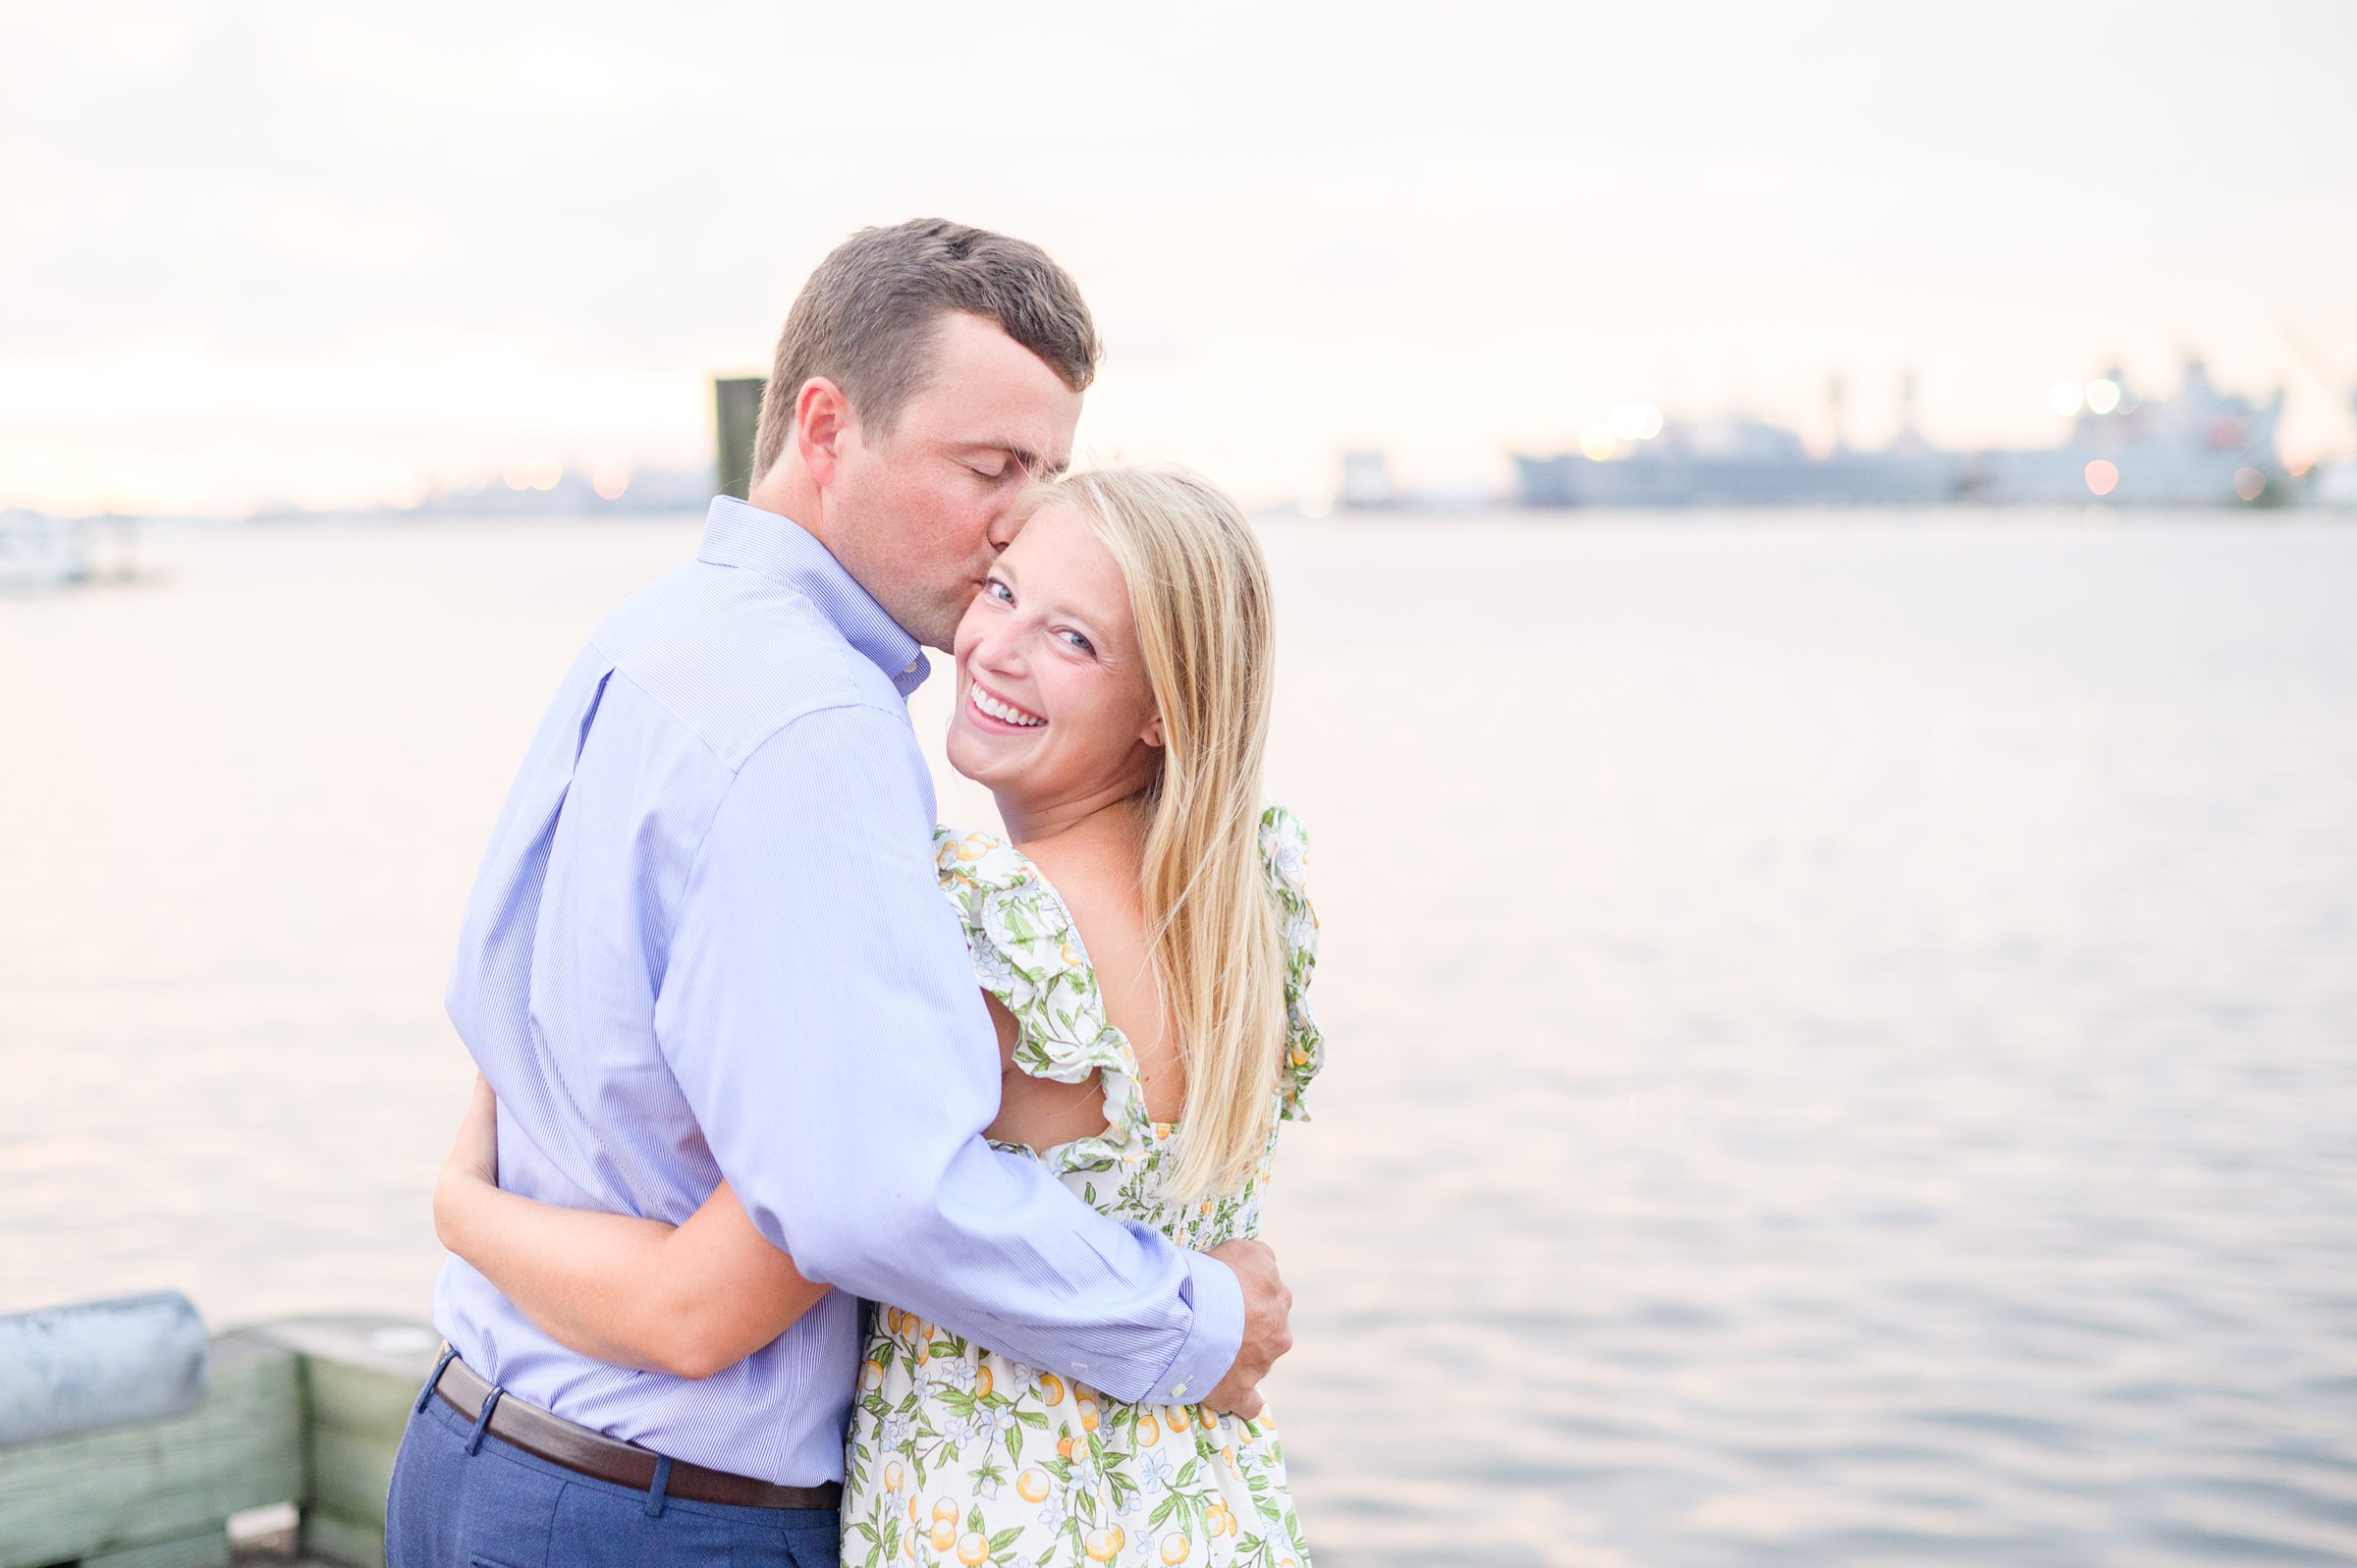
[1200,1238,1292,1419]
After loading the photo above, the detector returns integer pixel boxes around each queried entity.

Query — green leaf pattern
[841,806,1320,1568]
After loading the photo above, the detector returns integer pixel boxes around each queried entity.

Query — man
[384,219,1292,1567]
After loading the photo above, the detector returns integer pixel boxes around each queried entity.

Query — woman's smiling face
[946,500,1164,810]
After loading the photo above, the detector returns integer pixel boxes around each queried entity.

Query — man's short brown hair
[752,219,1100,479]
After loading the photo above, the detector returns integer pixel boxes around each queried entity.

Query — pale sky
[6,0,2356,515]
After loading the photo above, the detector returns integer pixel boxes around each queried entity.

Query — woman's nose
[969,618,1025,675]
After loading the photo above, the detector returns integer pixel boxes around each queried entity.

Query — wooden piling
[260,1316,440,1568]
[714,376,766,501]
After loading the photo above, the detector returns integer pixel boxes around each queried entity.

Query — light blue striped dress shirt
[431,497,1243,1487]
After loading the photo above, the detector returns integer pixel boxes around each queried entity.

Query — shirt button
[904,658,919,674]
[1171,1381,1188,1398]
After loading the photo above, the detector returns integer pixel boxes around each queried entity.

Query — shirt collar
[696,496,931,698]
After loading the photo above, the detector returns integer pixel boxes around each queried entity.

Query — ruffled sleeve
[1258,804,1323,1121]
[933,826,1150,1173]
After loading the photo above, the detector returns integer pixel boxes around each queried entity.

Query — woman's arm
[433,1076,830,1379]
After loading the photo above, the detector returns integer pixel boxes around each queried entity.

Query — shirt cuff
[1151,1249,1245,1405]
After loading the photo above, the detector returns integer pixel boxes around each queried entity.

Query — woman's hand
[433,1073,500,1250]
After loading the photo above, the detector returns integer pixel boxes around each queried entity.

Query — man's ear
[795,378,851,488]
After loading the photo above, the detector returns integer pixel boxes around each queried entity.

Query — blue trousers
[383,1360,839,1568]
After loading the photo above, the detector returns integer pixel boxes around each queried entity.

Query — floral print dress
[842,805,1323,1568]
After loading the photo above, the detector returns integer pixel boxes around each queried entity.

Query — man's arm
[654,702,1276,1407]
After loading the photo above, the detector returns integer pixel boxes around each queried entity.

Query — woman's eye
[983,579,1014,603]
[1058,629,1094,654]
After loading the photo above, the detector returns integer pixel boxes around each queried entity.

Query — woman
[433,465,1322,1568]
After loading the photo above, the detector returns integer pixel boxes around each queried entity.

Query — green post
[0,1331,302,1568]
[714,377,766,501]
[0,1313,438,1568]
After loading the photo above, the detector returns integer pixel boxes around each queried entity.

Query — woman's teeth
[970,684,1045,728]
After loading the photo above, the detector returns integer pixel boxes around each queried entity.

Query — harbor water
[3,512,2352,1566]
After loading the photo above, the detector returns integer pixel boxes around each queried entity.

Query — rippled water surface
[4,513,2354,1565]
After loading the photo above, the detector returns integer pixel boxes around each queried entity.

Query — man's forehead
[904,313,1081,463]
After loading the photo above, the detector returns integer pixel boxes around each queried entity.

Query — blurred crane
[2277,321,2357,505]
[2275,320,2357,437]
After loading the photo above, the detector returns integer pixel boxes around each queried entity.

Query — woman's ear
[1142,712,1165,749]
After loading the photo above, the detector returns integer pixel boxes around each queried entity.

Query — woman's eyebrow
[1049,601,1107,642]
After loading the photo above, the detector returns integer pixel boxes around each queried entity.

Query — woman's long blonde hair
[1018,465,1287,1202]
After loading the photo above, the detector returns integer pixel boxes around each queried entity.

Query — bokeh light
[2084,459,2118,497]
[1579,424,1617,461]
[590,463,631,502]
[1610,403,1665,442]
[2085,379,2121,414]
[2234,466,2267,501]
[2050,381,2085,416]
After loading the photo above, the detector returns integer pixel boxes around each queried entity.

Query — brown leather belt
[433,1350,842,1512]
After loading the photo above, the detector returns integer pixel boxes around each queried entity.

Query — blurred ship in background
[0,510,96,589]
[1514,372,1953,509]
[0,510,141,590]
[1967,360,2287,506]
[1509,357,2352,510]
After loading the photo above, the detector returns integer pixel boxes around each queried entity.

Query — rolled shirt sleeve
[652,702,1242,1406]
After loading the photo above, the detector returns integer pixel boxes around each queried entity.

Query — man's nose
[985,505,1022,554]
